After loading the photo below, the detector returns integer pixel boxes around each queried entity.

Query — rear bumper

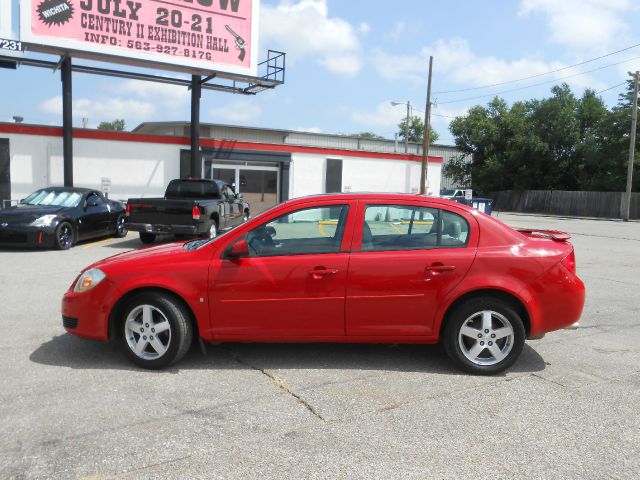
[126,222,202,235]
[525,263,586,338]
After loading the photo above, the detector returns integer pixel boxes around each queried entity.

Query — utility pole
[405,101,410,154]
[624,71,638,221]
[420,56,433,195]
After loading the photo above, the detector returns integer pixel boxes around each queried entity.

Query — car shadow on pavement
[30,333,547,376]
[104,237,145,249]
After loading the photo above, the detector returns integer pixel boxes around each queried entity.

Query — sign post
[0,0,23,56]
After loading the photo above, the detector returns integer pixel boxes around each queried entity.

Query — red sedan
[62,193,585,374]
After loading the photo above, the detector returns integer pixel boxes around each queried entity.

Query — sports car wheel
[121,293,193,369]
[55,222,74,250]
[443,297,525,375]
[115,215,128,238]
[139,232,156,244]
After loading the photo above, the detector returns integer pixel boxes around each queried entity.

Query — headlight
[30,214,58,227]
[74,268,106,292]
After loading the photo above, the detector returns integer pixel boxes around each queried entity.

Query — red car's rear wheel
[443,297,525,375]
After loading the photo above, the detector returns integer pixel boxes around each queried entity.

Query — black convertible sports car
[0,187,127,249]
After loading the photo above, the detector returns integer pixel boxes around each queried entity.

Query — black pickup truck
[126,179,250,244]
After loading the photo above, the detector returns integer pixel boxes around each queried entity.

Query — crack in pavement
[226,351,326,422]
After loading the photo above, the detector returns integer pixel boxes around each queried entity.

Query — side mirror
[227,238,249,258]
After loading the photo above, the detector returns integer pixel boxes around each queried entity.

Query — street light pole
[391,101,411,154]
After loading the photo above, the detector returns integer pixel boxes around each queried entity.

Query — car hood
[0,205,65,224]
[89,241,217,273]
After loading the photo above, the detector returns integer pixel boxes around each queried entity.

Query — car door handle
[426,265,456,272]
[309,268,338,279]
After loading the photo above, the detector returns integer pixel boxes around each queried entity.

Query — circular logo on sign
[37,0,75,27]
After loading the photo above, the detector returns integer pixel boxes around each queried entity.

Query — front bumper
[126,222,202,235]
[0,224,56,248]
[61,279,116,341]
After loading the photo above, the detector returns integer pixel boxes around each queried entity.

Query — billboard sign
[20,0,259,76]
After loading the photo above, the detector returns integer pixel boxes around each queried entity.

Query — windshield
[440,189,456,196]
[23,190,83,207]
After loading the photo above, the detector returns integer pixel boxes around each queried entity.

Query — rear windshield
[165,180,220,199]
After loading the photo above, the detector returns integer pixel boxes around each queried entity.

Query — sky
[2,0,640,145]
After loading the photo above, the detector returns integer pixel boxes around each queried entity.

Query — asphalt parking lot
[1,213,639,479]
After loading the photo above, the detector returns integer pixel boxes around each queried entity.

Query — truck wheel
[139,232,156,244]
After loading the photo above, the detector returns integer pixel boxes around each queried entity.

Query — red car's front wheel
[120,293,193,369]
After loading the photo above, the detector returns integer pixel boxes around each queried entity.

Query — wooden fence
[490,190,640,219]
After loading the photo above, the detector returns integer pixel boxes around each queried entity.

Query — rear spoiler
[517,229,572,242]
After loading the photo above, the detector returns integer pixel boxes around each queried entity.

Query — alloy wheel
[124,305,172,360]
[457,310,515,366]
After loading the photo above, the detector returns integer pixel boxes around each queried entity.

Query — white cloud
[260,0,363,77]
[519,0,634,50]
[39,96,156,123]
[371,37,601,93]
[208,99,263,123]
[350,101,408,129]
[118,79,190,106]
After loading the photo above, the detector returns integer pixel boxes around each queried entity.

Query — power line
[434,42,640,95]
[437,55,640,105]
[596,81,628,94]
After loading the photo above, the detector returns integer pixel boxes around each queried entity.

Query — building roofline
[0,123,444,163]
[132,120,457,149]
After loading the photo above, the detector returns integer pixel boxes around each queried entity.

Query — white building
[0,121,456,214]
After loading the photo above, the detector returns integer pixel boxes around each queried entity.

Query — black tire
[114,214,128,238]
[120,292,193,369]
[55,222,75,250]
[139,232,156,244]
[442,297,525,375]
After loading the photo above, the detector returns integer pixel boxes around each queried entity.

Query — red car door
[346,201,478,337]
[208,201,356,337]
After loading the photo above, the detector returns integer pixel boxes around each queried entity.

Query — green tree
[97,119,126,131]
[351,132,387,140]
[446,82,639,193]
[397,115,439,143]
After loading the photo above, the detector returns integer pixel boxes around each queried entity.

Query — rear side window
[362,205,469,251]
[440,210,470,247]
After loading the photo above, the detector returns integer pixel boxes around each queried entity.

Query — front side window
[246,205,349,257]
[362,205,470,251]
[86,193,104,206]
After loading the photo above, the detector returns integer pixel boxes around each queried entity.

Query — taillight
[562,250,576,274]
[125,203,131,216]
[192,205,201,220]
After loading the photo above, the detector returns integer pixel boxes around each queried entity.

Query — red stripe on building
[0,123,444,163]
